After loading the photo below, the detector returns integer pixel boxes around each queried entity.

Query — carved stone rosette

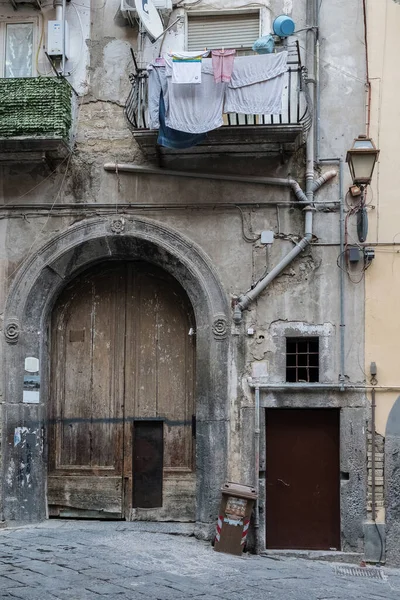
[110,217,126,234]
[212,315,228,340]
[4,319,20,344]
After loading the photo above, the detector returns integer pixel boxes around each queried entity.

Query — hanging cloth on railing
[168,50,210,85]
[224,51,288,115]
[211,49,236,83]
[164,58,226,134]
[147,63,207,147]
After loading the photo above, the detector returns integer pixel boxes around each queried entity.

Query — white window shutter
[187,13,260,51]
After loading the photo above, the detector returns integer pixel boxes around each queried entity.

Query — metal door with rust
[48,262,196,520]
[265,409,340,550]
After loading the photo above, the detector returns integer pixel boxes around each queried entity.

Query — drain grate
[334,566,386,580]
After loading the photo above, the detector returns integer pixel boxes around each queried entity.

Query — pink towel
[212,49,236,83]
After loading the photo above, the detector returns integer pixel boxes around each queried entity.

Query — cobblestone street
[0,521,398,599]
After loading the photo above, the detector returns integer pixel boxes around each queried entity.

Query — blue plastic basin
[273,15,295,37]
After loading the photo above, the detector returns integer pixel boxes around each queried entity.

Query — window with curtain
[3,23,34,78]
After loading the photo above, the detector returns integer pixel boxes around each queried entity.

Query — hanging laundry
[164,58,226,134]
[224,52,288,115]
[147,63,206,148]
[211,49,236,83]
[168,50,209,84]
[147,63,168,129]
[157,94,206,149]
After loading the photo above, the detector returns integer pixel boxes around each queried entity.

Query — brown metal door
[48,262,195,520]
[265,409,340,550]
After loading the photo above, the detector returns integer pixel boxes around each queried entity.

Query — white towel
[168,51,209,84]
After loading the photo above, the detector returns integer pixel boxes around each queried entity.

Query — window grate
[286,337,319,383]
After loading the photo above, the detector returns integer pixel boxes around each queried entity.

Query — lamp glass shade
[348,153,377,184]
[346,135,379,184]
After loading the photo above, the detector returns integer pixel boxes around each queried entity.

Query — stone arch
[2,215,229,535]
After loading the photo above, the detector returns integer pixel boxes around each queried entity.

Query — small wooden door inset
[265,409,340,550]
[132,421,163,508]
[48,262,195,520]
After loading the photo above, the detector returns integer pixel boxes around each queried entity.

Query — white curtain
[5,23,33,78]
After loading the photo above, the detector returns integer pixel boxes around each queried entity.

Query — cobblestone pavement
[0,521,398,600]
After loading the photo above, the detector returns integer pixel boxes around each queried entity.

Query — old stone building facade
[0,0,381,560]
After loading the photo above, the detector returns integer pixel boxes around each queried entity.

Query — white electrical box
[47,20,69,59]
[261,230,274,245]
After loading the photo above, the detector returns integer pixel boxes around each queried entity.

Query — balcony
[0,77,74,166]
[125,43,310,163]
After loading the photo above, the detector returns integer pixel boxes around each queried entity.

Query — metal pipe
[0,200,340,212]
[305,0,317,202]
[248,381,400,391]
[62,0,66,76]
[315,0,321,161]
[311,170,337,192]
[237,234,311,312]
[54,0,62,21]
[338,160,345,387]
[371,385,376,521]
[250,382,400,391]
[248,381,363,391]
[254,386,260,554]
[318,158,345,387]
[103,163,310,202]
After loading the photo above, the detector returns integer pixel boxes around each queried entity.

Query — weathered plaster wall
[365,0,400,566]
[0,0,367,552]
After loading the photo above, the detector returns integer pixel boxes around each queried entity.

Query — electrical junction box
[348,247,361,263]
[260,230,274,245]
[47,20,69,59]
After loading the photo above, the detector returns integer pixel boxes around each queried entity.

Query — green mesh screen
[0,77,72,139]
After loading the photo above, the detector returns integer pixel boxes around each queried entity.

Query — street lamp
[346,135,379,244]
[346,134,380,185]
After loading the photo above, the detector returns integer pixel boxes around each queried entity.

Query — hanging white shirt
[168,51,209,84]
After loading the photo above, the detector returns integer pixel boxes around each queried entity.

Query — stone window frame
[268,321,336,384]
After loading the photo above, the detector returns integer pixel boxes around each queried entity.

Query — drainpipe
[234,206,314,321]
[305,0,317,203]
[318,158,345,388]
[371,384,376,521]
[104,163,310,203]
[254,386,260,554]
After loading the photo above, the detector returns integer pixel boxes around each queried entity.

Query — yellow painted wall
[366,0,400,437]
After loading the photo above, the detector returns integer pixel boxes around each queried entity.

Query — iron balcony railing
[125,41,311,133]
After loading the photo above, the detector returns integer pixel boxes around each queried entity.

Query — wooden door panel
[49,265,126,516]
[49,261,196,520]
[124,264,196,519]
[55,280,93,469]
[48,476,122,513]
[266,409,340,550]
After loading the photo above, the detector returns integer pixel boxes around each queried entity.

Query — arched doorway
[3,217,229,533]
[48,261,196,521]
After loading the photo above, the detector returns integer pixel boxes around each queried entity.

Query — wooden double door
[48,261,196,520]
